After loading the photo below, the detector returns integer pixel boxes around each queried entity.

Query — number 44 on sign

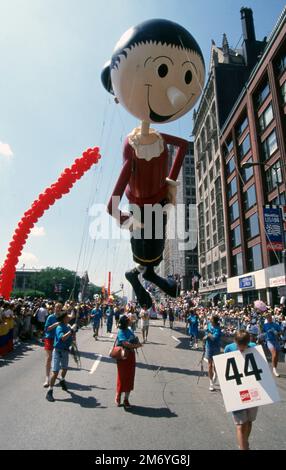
[213,345,280,413]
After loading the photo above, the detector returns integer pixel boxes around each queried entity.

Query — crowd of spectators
[1,290,286,354]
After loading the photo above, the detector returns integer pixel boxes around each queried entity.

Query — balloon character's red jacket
[107,133,188,225]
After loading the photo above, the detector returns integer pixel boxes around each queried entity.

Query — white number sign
[213,345,280,412]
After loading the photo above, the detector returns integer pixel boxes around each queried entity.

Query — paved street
[1,321,286,450]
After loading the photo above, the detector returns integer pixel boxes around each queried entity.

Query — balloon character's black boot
[125,268,153,308]
[143,266,180,298]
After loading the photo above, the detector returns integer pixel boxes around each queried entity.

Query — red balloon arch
[0,147,101,299]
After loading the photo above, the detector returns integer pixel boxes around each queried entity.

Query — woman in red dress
[115,315,142,409]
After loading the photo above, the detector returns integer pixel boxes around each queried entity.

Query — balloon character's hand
[121,214,143,232]
[166,184,177,205]
[129,217,144,232]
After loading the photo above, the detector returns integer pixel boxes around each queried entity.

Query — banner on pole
[263,207,283,251]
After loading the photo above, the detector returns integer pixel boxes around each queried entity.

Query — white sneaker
[194,343,198,349]
[43,381,49,388]
[209,381,215,391]
[273,368,280,377]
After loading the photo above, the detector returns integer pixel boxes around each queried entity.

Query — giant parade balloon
[101,19,205,307]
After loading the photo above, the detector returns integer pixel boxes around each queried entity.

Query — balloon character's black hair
[101,18,205,95]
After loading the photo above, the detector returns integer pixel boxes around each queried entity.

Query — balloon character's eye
[158,64,169,78]
[185,70,193,84]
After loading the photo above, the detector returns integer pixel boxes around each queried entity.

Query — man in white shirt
[139,306,150,343]
[36,303,48,334]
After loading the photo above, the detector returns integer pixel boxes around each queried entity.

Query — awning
[205,292,219,300]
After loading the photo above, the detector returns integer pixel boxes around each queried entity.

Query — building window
[209,167,213,181]
[214,261,219,277]
[229,201,239,223]
[238,134,251,159]
[259,104,274,132]
[233,252,243,276]
[241,158,254,182]
[265,162,282,193]
[244,184,256,210]
[212,218,216,233]
[254,80,270,108]
[228,177,237,198]
[211,189,214,202]
[211,203,216,217]
[236,115,248,137]
[245,212,260,239]
[231,225,241,248]
[221,257,227,275]
[185,177,190,186]
[223,137,234,157]
[218,225,224,242]
[248,244,262,271]
[275,49,286,76]
[213,233,218,245]
[203,156,207,173]
[271,193,286,205]
[269,250,282,267]
[261,129,278,161]
[281,81,286,105]
[226,157,235,175]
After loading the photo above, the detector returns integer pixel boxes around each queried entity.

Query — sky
[0,0,285,297]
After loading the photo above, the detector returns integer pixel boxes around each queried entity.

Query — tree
[12,267,101,301]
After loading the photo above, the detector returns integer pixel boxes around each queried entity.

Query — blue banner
[263,207,283,251]
[239,276,255,289]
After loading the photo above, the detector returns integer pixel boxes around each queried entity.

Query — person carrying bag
[112,315,142,409]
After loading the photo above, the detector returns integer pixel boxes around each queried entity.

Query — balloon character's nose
[167,86,188,109]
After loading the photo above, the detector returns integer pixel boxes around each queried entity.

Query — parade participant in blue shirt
[106,305,114,334]
[43,302,62,388]
[46,311,77,402]
[90,303,102,340]
[263,313,281,377]
[224,330,258,450]
[203,314,221,391]
[187,310,199,349]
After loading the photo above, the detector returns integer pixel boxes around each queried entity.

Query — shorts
[52,348,69,372]
[267,341,280,352]
[44,338,54,351]
[142,325,149,333]
[130,202,167,266]
[205,345,221,360]
[232,407,258,425]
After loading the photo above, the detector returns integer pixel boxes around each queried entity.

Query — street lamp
[241,160,286,285]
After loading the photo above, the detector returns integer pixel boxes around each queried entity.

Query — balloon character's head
[101,19,205,124]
